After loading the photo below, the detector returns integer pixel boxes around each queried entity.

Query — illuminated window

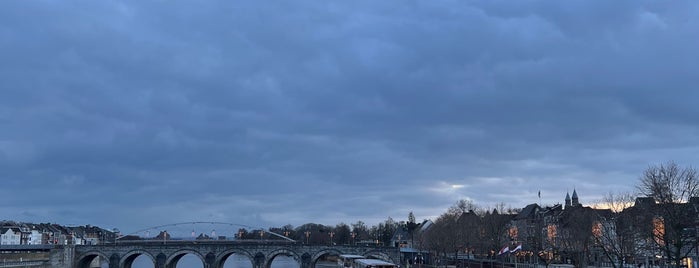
[547,224,557,244]
[592,221,602,238]
[509,226,518,240]
[653,217,664,246]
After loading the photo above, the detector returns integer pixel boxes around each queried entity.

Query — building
[0,227,22,245]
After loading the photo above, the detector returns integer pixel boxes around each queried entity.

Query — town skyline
[0,185,650,235]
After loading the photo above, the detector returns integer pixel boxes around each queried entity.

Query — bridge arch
[310,248,343,267]
[363,251,395,264]
[121,250,156,268]
[216,248,255,268]
[76,250,110,268]
[264,248,301,268]
[166,249,206,268]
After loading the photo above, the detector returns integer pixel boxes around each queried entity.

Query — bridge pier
[301,253,312,268]
[204,252,216,268]
[254,252,265,268]
[109,254,120,268]
[155,253,167,268]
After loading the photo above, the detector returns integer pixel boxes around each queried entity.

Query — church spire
[565,192,571,209]
[572,189,579,207]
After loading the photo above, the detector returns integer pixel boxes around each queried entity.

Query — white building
[27,229,42,245]
[0,227,22,245]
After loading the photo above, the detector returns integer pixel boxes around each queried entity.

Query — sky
[1,0,699,234]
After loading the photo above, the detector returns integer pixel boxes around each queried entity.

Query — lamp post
[259,230,265,240]
[329,231,335,246]
[351,232,356,246]
[305,231,311,244]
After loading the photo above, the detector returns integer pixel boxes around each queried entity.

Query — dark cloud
[1,0,699,232]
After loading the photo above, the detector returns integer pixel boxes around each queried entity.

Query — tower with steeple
[565,189,581,209]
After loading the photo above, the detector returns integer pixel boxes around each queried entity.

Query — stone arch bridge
[75,240,400,268]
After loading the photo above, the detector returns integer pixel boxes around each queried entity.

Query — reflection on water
[225,254,302,268]
[121,253,304,268]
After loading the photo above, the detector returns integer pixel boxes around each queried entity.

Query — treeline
[237,216,409,246]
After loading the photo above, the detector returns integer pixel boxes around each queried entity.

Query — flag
[511,243,522,252]
[498,245,510,255]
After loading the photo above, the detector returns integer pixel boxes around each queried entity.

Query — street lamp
[329,231,335,246]
[305,231,311,244]
[351,232,356,246]
[259,230,265,240]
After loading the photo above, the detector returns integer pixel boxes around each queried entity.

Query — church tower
[565,192,571,209]
[572,189,580,207]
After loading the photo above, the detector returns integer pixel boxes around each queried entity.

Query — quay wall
[0,245,73,268]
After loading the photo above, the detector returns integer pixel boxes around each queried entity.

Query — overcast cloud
[1,0,699,233]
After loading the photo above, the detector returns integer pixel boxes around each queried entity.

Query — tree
[407,212,419,247]
[334,223,351,245]
[459,210,485,260]
[351,221,369,243]
[636,162,699,268]
[368,217,398,246]
[424,200,484,265]
[480,209,515,258]
[591,192,640,268]
[296,223,331,245]
[557,207,597,267]
[425,212,461,266]
[638,162,699,204]
[448,199,478,216]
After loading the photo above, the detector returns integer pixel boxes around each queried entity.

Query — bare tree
[425,212,461,267]
[334,223,351,245]
[636,162,699,268]
[591,192,640,268]
[351,221,369,243]
[448,199,479,216]
[638,162,699,204]
[480,209,515,258]
[557,207,597,267]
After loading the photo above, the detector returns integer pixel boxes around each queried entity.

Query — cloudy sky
[1,0,698,233]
